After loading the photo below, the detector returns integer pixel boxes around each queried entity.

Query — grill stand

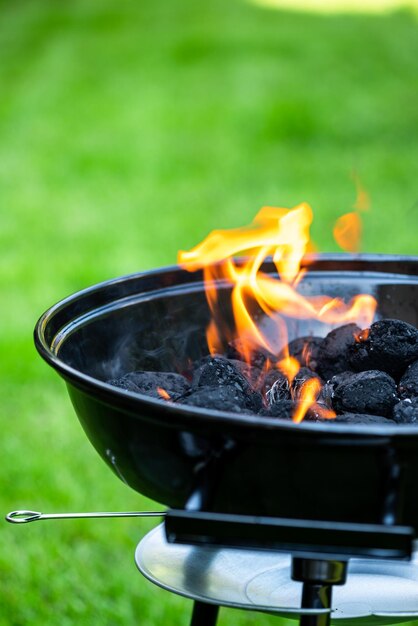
[167,442,411,625]
[166,508,413,626]
[186,558,347,626]
[190,601,219,626]
[292,558,348,626]
[7,447,413,624]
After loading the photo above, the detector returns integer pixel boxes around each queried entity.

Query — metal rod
[300,584,332,626]
[292,557,347,626]
[189,601,219,626]
[5,510,166,524]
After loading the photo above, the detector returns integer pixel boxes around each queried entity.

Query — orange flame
[333,212,362,253]
[313,404,338,420]
[352,172,370,213]
[178,202,377,423]
[301,341,315,370]
[333,174,370,253]
[355,327,370,343]
[277,355,300,386]
[292,378,321,423]
[157,387,171,400]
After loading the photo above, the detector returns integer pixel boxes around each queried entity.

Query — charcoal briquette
[317,323,360,381]
[262,369,291,404]
[259,400,295,420]
[192,355,263,411]
[108,376,141,393]
[179,384,259,414]
[332,370,398,417]
[229,359,262,387]
[324,412,394,425]
[291,367,323,400]
[349,319,418,379]
[107,371,190,400]
[393,398,418,424]
[280,336,323,372]
[398,360,418,399]
[318,371,355,408]
[226,340,273,369]
[193,355,252,393]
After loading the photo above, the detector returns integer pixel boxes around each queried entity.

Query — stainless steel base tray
[135,525,418,625]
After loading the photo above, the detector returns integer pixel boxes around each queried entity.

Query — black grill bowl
[35,254,418,528]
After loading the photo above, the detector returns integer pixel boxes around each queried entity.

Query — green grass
[1,0,418,624]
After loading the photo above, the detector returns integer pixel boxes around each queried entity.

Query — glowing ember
[355,327,370,342]
[157,387,171,400]
[178,202,377,423]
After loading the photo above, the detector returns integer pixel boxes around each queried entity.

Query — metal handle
[5,509,166,524]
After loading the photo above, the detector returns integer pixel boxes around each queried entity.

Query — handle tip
[5,510,42,524]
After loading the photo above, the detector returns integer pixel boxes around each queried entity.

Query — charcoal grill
[7,254,418,626]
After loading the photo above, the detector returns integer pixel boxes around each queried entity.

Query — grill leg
[300,583,332,626]
[292,558,348,626]
[189,601,219,626]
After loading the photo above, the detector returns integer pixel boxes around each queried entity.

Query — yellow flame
[352,172,370,213]
[333,174,370,252]
[333,212,362,253]
[178,202,377,422]
[179,203,312,281]
[277,355,300,385]
[292,378,321,423]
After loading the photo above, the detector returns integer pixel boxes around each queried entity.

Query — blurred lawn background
[1,0,418,624]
